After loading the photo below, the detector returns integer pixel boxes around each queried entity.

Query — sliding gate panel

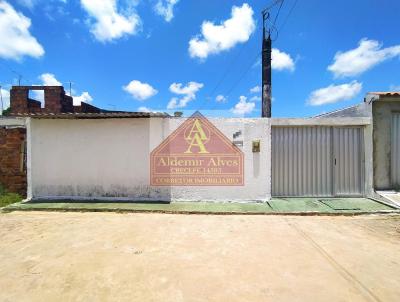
[333,128,364,196]
[272,127,333,197]
[392,113,400,187]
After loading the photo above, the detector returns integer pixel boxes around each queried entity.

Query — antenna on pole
[66,81,74,96]
[18,75,22,86]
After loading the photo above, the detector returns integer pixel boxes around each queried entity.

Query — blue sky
[0,0,400,117]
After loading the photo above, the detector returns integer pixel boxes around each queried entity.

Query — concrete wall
[314,102,371,118]
[28,117,271,202]
[372,99,400,189]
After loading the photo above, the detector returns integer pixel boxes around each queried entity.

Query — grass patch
[0,184,23,208]
[3,198,398,215]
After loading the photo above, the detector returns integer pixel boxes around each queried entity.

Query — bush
[0,184,23,207]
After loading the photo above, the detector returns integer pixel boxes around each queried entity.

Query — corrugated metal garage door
[392,113,400,187]
[333,128,364,196]
[272,126,364,197]
[272,127,333,196]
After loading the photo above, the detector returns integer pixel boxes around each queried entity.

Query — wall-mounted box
[252,140,260,152]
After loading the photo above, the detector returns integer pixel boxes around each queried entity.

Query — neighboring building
[315,92,400,191]
[1,85,270,202]
[9,85,103,115]
[368,92,400,190]
[0,85,164,197]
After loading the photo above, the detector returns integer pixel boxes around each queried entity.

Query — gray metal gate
[333,128,364,196]
[272,126,364,197]
[392,113,400,187]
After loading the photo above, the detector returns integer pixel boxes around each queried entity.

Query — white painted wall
[28,117,271,202]
[0,117,26,127]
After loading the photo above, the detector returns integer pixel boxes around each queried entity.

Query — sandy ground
[0,212,399,302]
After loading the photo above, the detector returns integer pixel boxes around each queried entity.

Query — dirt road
[0,212,399,302]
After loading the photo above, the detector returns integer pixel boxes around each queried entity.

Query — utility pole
[0,85,3,114]
[261,10,272,118]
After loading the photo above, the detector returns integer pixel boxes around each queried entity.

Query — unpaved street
[0,212,399,302]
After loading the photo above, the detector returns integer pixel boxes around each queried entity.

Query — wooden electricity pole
[261,10,272,118]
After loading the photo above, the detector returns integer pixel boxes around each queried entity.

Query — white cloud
[307,81,362,106]
[138,106,151,112]
[16,0,66,9]
[252,48,295,71]
[32,73,62,102]
[35,72,92,105]
[39,73,62,85]
[189,3,255,59]
[80,0,141,42]
[167,81,203,109]
[215,94,227,103]
[0,1,44,60]
[137,106,161,113]
[154,0,179,22]
[72,91,92,105]
[272,48,295,71]
[0,88,10,114]
[250,85,260,93]
[123,80,158,101]
[16,0,36,8]
[231,95,255,115]
[249,95,261,102]
[328,38,400,78]
[389,84,400,91]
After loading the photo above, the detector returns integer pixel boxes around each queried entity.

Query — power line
[205,51,261,113]
[224,51,261,99]
[196,43,248,112]
[277,0,298,33]
[196,0,293,114]
[222,0,286,102]
[209,43,247,98]
[272,0,285,27]
[0,62,24,85]
[199,50,261,114]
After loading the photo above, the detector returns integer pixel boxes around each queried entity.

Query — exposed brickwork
[9,86,101,115]
[10,88,29,113]
[63,95,75,113]
[0,127,27,196]
[2,85,107,198]
[74,102,101,113]
[27,99,41,113]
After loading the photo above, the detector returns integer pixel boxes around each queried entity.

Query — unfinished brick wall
[9,86,101,115]
[0,127,27,196]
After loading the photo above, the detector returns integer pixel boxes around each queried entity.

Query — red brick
[0,128,27,196]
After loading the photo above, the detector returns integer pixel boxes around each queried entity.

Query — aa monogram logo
[183,118,210,154]
[150,112,244,186]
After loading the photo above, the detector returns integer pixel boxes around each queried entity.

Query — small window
[28,90,45,108]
